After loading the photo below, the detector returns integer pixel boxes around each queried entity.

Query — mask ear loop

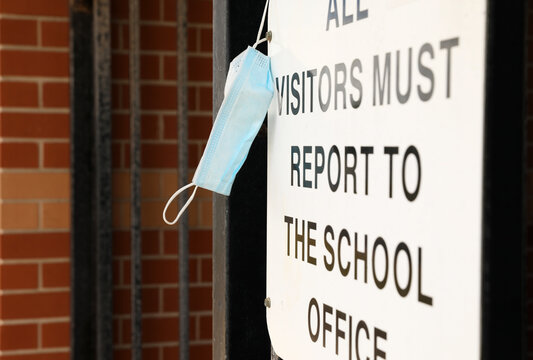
[252,0,270,49]
[162,183,198,225]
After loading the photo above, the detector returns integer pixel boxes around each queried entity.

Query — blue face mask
[163,2,273,225]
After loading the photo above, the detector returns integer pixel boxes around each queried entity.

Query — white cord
[253,0,270,48]
[162,183,198,225]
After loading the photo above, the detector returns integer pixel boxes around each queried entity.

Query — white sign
[266,1,486,359]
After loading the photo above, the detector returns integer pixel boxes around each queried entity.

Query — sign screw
[264,297,271,308]
[266,31,272,42]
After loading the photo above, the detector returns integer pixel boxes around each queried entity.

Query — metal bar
[129,0,142,358]
[70,0,96,359]
[212,0,229,356]
[213,1,271,359]
[177,0,190,359]
[94,0,113,358]
[481,0,526,359]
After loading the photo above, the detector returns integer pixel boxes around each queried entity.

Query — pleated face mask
[163,0,273,225]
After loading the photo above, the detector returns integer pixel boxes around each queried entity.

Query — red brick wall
[0,0,71,357]
[0,0,214,358]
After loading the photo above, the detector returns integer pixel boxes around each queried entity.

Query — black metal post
[70,0,96,359]
[481,0,526,359]
[129,0,142,358]
[177,0,190,359]
[212,1,271,359]
[70,0,113,358]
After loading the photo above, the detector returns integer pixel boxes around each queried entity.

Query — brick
[140,54,160,80]
[141,84,176,110]
[190,286,211,311]
[114,348,158,360]
[141,259,178,284]
[140,0,160,21]
[163,111,200,140]
[113,319,120,344]
[111,0,128,19]
[122,24,130,50]
[161,172,178,198]
[190,258,198,283]
[189,115,212,140]
[1,172,70,200]
[140,25,176,51]
[111,23,121,49]
[163,0,176,21]
[112,114,129,140]
[0,324,38,350]
[0,354,68,360]
[112,230,130,255]
[141,318,178,343]
[141,230,160,254]
[1,202,39,230]
[200,28,213,52]
[201,258,212,283]
[121,84,130,109]
[163,55,177,80]
[163,115,177,139]
[113,288,159,314]
[166,230,213,255]
[112,53,129,79]
[141,171,161,198]
[0,0,68,16]
[191,230,212,254]
[112,143,122,168]
[41,21,69,47]
[199,86,212,111]
[0,81,39,107]
[190,344,212,360]
[0,264,38,290]
[43,82,69,107]
[0,50,69,77]
[188,143,200,167]
[44,142,70,168]
[188,28,197,52]
[0,142,39,168]
[189,56,212,81]
[199,315,212,340]
[199,199,213,227]
[163,287,178,312]
[163,346,178,359]
[141,144,177,168]
[112,82,121,109]
[0,19,37,45]
[1,291,70,319]
[0,232,70,259]
[113,288,131,315]
[123,142,131,168]
[42,262,70,287]
[112,171,130,200]
[42,202,70,229]
[42,321,69,348]
[141,114,159,140]
[112,200,130,228]
[0,113,69,138]
[189,0,213,23]
[140,200,168,227]
[113,260,121,286]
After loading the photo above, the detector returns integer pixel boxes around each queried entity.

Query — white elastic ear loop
[252,0,270,49]
[162,183,198,225]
